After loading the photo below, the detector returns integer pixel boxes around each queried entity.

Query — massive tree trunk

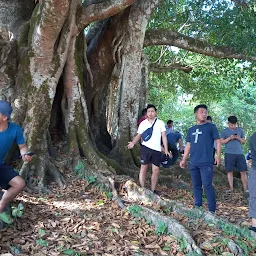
[0,0,159,190]
[85,1,162,169]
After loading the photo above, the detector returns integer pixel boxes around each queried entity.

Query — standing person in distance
[220,116,248,193]
[180,104,221,213]
[137,108,147,127]
[165,120,174,136]
[128,104,170,193]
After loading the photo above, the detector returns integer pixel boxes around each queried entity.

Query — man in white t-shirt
[127,104,170,193]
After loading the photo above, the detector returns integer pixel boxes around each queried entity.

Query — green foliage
[38,228,46,236]
[177,236,189,252]
[62,249,81,256]
[73,161,86,178]
[127,205,142,218]
[146,1,256,147]
[183,208,204,219]
[36,238,48,247]
[73,160,97,184]
[11,245,21,255]
[216,219,256,245]
[155,220,167,235]
[164,207,171,214]
[235,239,252,255]
[96,184,113,199]
[149,0,256,55]
[148,73,256,153]
[187,252,201,256]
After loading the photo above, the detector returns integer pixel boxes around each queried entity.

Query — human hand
[127,142,134,149]
[179,159,186,168]
[22,152,35,162]
[165,149,171,157]
[229,135,235,140]
[214,157,221,167]
[234,134,240,140]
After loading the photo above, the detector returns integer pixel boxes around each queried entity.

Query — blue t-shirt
[186,122,219,164]
[220,127,244,154]
[0,122,25,164]
[167,132,182,145]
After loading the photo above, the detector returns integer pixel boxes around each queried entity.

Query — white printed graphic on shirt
[192,128,202,143]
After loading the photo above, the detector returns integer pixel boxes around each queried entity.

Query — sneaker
[249,226,256,232]
[0,212,14,224]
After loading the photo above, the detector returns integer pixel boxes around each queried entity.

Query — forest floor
[0,161,253,256]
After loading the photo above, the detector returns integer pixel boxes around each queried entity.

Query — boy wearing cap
[0,100,32,224]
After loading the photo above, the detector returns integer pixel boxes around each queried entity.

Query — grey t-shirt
[220,127,245,154]
[250,132,256,169]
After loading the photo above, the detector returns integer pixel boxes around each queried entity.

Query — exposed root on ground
[128,204,202,255]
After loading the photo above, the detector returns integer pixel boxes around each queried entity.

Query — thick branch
[78,0,137,29]
[31,0,70,57]
[149,62,192,73]
[144,29,256,62]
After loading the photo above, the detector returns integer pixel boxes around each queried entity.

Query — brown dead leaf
[145,243,161,249]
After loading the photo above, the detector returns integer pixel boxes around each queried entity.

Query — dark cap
[0,100,13,119]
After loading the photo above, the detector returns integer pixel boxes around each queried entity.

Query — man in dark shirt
[180,104,221,213]
[167,131,183,166]
[248,133,256,232]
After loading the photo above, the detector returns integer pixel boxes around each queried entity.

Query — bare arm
[220,136,234,144]
[180,142,191,168]
[127,134,142,149]
[178,139,183,151]
[161,131,170,155]
[215,139,221,167]
[235,135,246,144]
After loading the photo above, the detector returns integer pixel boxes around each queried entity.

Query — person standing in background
[220,116,248,193]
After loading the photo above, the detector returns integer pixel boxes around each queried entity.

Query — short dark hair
[167,120,173,125]
[142,108,147,116]
[207,116,212,121]
[194,104,207,113]
[146,104,157,111]
[228,115,237,124]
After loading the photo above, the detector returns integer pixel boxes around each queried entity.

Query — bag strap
[152,118,157,128]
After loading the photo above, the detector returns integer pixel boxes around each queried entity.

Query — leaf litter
[0,166,253,255]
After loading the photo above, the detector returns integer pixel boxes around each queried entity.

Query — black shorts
[0,163,20,189]
[140,145,161,167]
[224,153,247,172]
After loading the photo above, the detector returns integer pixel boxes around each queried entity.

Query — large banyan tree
[0,0,255,191]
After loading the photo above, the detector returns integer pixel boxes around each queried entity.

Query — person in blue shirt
[167,131,183,165]
[165,120,174,136]
[180,104,221,213]
[0,100,33,224]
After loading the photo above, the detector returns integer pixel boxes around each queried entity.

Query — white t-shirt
[137,118,166,152]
